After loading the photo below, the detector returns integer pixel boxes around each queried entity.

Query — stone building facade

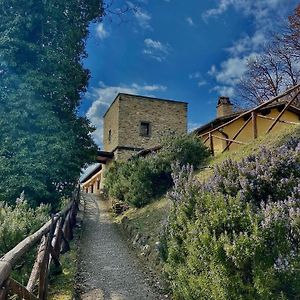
[81,93,188,192]
[103,93,188,161]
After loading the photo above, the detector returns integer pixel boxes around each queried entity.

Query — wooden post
[222,116,251,153]
[252,112,258,139]
[26,236,47,293]
[209,132,214,156]
[9,278,38,300]
[267,90,300,134]
[0,279,9,300]
[38,235,50,300]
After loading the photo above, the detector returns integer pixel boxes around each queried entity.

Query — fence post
[209,132,214,156]
[252,112,258,139]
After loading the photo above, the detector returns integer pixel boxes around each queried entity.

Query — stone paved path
[77,193,163,300]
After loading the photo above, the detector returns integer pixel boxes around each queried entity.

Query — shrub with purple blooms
[162,139,300,299]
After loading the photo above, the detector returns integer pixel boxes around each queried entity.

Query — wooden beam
[0,279,9,300]
[0,262,11,293]
[9,277,38,300]
[267,90,300,133]
[209,132,214,156]
[26,236,47,293]
[257,114,300,125]
[211,135,245,145]
[252,112,258,139]
[202,135,209,145]
[222,116,251,153]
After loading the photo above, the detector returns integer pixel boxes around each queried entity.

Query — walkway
[76,194,163,300]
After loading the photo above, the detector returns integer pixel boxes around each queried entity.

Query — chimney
[217,96,233,118]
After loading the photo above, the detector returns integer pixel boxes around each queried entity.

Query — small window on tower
[108,129,112,143]
[140,122,151,137]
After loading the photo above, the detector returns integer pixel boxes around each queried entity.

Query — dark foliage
[105,134,210,207]
[0,0,102,205]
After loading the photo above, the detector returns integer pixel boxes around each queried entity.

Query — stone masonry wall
[103,98,120,152]
[117,94,187,151]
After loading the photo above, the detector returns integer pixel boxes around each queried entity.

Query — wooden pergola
[198,84,300,155]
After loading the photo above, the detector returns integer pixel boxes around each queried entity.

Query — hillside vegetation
[117,125,300,299]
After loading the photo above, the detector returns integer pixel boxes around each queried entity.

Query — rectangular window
[140,122,151,137]
[108,129,112,143]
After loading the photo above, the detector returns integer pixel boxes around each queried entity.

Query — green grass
[196,125,300,182]
[116,125,300,254]
[116,197,171,244]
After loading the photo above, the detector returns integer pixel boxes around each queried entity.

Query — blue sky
[80,0,299,147]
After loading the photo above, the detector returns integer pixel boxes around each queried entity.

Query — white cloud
[202,0,232,21]
[204,0,298,100]
[186,17,195,26]
[86,82,167,146]
[143,38,170,61]
[202,0,293,24]
[211,85,235,97]
[208,53,257,97]
[189,71,208,88]
[127,2,152,29]
[226,31,266,56]
[198,80,207,87]
[189,71,201,79]
[96,23,109,40]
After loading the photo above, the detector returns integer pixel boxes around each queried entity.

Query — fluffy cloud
[86,82,167,146]
[186,17,195,26]
[204,0,298,98]
[96,23,109,40]
[208,53,257,96]
[143,38,170,61]
[202,0,294,24]
[127,1,152,29]
[189,71,207,88]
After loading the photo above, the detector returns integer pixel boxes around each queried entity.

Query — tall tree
[0,0,102,206]
[237,4,300,107]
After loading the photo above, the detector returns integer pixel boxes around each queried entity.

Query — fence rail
[199,84,300,155]
[0,188,80,300]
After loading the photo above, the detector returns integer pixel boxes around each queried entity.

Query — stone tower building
[103,93,188,161]
[81,93,188,193]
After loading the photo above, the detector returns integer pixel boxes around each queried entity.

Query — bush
[0,197,49,283]
[163,139,300,299]
[105,134,209,207]
[0,198,49,256]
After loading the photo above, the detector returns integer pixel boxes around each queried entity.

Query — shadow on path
[76,193,162,300]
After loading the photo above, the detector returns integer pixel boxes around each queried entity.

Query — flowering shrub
[162,139,300,299]
[0,199,49,256]
[105,134,209,207]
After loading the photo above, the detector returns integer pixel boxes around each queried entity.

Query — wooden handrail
[0,187,80,299]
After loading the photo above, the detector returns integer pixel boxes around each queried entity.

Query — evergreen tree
[0,0,102,206]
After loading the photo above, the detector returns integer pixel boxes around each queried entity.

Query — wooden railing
[0,188,80,300]
[199,84,300,155]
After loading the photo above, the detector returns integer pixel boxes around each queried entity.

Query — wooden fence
[199,84,300,155]
[0,188,80,300]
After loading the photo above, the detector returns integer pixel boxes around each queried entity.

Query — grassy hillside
[115,125,300,272]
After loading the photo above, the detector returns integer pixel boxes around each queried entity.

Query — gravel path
[76,193,163,300]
